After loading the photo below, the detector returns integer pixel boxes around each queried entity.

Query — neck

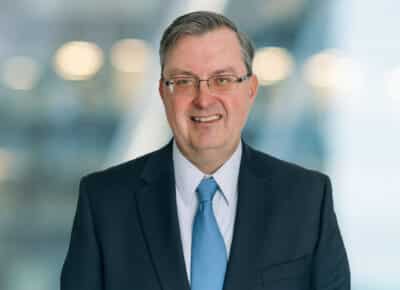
[176,140,240,175]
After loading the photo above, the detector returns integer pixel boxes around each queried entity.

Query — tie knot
[196,177,218,202]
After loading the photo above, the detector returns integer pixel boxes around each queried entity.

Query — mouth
[191,114,223,123]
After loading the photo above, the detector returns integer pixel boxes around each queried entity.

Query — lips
[191,114,222,123]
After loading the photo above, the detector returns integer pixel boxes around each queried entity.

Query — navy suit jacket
[61,141,350,290]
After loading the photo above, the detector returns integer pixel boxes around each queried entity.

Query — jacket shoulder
[80,144,169,190]
[245,144,328,183]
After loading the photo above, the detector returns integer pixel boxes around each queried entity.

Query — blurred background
[1,0,399,289]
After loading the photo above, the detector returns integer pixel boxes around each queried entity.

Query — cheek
[226,98,250,124]
[166,99,190,126]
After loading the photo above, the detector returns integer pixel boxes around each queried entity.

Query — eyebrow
[212,67,238,75]
[164,66,240,78]
[164,69,195,78]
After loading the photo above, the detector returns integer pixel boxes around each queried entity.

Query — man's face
[159,27,258,163]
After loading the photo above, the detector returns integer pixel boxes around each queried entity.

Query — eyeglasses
[162,73,251,96]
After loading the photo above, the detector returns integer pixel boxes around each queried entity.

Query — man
[61,11,350,290]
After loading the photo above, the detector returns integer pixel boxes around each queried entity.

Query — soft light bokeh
[0,1,398,289]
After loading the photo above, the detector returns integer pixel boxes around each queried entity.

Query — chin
[191,140,228,152]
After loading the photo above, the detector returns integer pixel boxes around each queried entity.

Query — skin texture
[159,27,258,174]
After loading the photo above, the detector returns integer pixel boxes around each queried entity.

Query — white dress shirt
[173,141,242,282]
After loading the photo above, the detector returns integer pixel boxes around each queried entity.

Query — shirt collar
[173,140,242,206]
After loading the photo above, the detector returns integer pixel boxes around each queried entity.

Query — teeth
[192,114,221,123]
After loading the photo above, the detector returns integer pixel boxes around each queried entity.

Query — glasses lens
[210,75,237,93]
[170,78,195,95]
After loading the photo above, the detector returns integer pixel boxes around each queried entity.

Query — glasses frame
[162,73,252,96]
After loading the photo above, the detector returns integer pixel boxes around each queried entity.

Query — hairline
[162,27,247,74]
[159,13,254,76]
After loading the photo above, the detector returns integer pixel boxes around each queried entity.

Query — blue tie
[191,177,227,290]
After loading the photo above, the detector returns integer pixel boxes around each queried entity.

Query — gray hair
[159,11,254,75]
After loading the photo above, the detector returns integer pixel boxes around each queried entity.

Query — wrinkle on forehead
[163,28,246,77]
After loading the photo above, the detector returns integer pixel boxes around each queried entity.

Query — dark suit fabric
[61,141,350,290]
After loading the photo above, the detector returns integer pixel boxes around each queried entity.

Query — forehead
[163,27,245,75]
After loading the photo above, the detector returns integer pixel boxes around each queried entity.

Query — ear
[158,78,165,101]
[248,74,259,102]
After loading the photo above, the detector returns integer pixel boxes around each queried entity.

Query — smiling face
[159,27,258,173]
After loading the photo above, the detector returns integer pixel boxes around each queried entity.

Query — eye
[174,78,195,86]
[214,76,235,86]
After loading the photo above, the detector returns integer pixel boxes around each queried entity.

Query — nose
[193,80,215,108]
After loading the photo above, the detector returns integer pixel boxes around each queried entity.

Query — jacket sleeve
[60,176,103,290]
[311,175,351,290]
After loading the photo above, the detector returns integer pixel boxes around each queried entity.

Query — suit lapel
[223,143,280,290]
[136,143,190,290]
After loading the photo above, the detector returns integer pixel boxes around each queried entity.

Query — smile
[191,114,222,123]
